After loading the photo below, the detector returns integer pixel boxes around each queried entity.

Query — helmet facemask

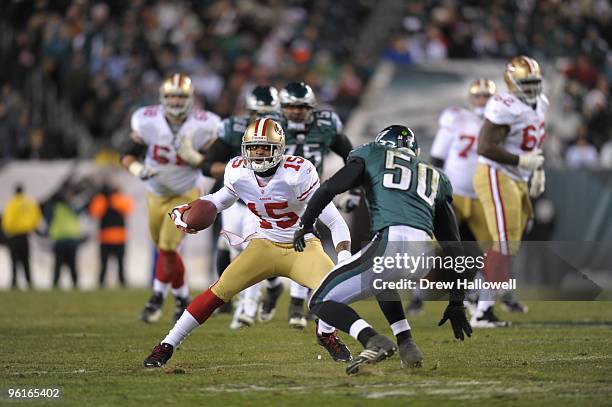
[279,82,316,126]
[242,142,284,172]
[510,77,542,105]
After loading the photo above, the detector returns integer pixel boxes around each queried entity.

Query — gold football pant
[451,194,492,242]
[146,187,200,251]
[473,164,532,255]
[211,238,334,302]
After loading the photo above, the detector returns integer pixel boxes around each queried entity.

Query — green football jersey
[282,109,343,173]
[349,142,453,235]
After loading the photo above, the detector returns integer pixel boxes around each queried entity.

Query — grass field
[1,290,612,406]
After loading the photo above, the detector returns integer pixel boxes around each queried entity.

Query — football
[181,198,217,231]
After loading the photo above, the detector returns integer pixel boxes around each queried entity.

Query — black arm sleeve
[434,200,467,303]
[329,133,354,162]
[120,138,147,159]
[301,157,365,228]
[200,138,235,176]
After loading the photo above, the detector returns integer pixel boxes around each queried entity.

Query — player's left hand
[438,302,472,340]
[293,224,318,252]
[336,189,361,213]
[529,167,545,198]
[175,133,204,166]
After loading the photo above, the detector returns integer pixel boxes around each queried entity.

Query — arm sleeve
[433,200,460,242]
[199,186,238,212]
[200,138,235,176]
[300,157,365,228]
[318,202,351,248]
[329,133,354,162]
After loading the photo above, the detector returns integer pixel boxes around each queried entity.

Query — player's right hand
[128,161,159,180]
[518,148,544,171]
[169,204,198,234]
[293,223,320,252]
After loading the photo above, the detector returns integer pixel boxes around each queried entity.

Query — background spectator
[566,133,600,169]
[1,183,42,289]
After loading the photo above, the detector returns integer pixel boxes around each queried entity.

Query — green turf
[1,290,611,406]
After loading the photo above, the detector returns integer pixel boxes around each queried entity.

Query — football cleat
[173,296,191,324]
[316,330,352,362]
[346,334,397,375]
[398,338,423,368]
[140,292,164,323]
[406,298,424,316]
[501,298,529,314]
[143,343,174,368]
[471,306,511,328]
[258,284,284,322]
[288,302,307,329]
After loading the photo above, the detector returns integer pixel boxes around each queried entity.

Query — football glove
[438,302,472,341]
[175,133,204,166]
[336,189,361,213]
[168,204,198,234]
[518,148,544,171]
[293,223,319,252]
[529,167,546,198]
[128,161,159,180]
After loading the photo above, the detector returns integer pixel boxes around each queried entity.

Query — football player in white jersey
[408,79,498,319]
[143,118,354,367]
[472,56,548,326]
[121,73,220,324]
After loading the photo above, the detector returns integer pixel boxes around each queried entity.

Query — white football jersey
[223,155,320,243]
[479,92,548,181]
[430,107,483,198]
[131,105,221,196]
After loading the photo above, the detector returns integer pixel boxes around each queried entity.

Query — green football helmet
[375,125,419,156]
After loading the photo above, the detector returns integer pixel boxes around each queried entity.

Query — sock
[266,277,281,288]
[152,279,170,298]
[172,284,190,300]
[171,253,186,289]
[162,310,199,347]
[356,326,378,347]
[310,300,364,336]
[390,319,412,344]
[290,296,304,308]
[376,290,407,327]
[242,282,261,318]
[186,287,225,324]
[155,249,179,285]
[317,319,336,335]
[290,281,309,299]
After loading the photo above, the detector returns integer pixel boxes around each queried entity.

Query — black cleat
[140,292,164,323]
[288,301,307,329]
[398,338,423,368]
[346,334,397,375]
[173,296,191,324]
[143,343,174,368]
[501,299,529,313]
[471,306,511,328]
[317,330,352,362]
[258,284,284,322]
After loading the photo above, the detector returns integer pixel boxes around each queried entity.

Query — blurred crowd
[1,0,612,169]
[0,0,370,160]
[384,0,612,169]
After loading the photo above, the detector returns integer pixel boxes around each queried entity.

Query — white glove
[128,161,159,180]
[336,190,361,213]
[175,134,203,166]
[169,204,197,234]
[518,148,544,171]
[529,168,546,198]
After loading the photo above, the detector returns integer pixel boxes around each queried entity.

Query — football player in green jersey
[260,82,359,328]
[294,125,472,374]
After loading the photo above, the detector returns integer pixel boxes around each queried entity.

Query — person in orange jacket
[89,183,134,287]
